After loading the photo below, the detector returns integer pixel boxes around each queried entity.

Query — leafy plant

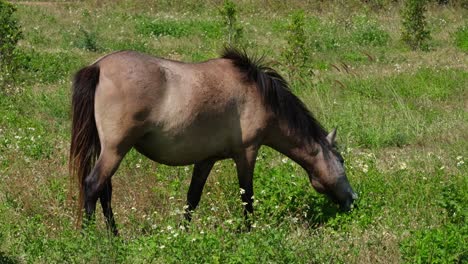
[283,10,308,69]
[219,0,244,46]
[0,0,22,90]
[401,0,431,50]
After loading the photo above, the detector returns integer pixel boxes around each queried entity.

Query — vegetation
[401,0,431,50]
[0,1,467,263]
[283,10,308,70]
[0,0,22,91]
[219,0,244,47]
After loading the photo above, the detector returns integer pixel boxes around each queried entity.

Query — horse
[69,47,357,235]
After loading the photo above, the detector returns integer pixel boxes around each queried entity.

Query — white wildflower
[400,162,407,170]
[362,164,369,173]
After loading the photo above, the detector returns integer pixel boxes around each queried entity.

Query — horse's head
[308,129,358,211]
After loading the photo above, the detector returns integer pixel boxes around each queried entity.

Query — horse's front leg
[184,159,216,222]
[233,147,259,230]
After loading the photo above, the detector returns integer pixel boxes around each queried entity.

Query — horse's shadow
[301,199,344,228]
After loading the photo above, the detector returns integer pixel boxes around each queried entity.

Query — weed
[219,0,244,47]
[401,0,431,50]
[282,10,308,69]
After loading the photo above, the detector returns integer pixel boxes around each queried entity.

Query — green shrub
[283,10,308,69]
[454,24,468,52]
[219,0,244,46]
[0,0,22,90]
[401,0,431,50]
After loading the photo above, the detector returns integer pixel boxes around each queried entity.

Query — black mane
[221,47,329,148]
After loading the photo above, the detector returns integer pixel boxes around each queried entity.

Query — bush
[219,0,244,47]
[401,0,431,50]
[282,10,309,69]
[0,0,22,90]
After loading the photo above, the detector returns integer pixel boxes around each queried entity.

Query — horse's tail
[69,64,101,227]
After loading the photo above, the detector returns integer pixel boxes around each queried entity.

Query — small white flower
[457,160,464,167]
[166,225,173,231]
[239,188,246,195]
[400,162,407,170]
[362,164,369,173]
[281,157,288,164]
[159,245,165,249]
[439,166,445,170]
[456,156,463,161]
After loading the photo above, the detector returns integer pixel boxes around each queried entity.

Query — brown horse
[69,48,357,235]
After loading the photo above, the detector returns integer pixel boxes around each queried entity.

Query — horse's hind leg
[99,179,118,235]
[184,159,215,222]
[83,148,127,232]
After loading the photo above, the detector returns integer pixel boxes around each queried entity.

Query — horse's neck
[265,124,320,173]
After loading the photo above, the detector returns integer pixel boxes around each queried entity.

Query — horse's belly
[134,129,233,166]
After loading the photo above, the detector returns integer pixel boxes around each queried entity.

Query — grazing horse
[69,48,357,235]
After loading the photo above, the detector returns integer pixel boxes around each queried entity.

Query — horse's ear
[326,128,337,145]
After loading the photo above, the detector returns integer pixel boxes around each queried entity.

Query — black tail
[69,64,101,226]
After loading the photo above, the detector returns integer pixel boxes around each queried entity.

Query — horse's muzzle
[339,191,358,212]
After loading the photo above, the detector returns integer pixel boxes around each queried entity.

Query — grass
[0,1,467,263]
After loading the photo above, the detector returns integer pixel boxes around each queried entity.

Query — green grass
[0,1,467,263]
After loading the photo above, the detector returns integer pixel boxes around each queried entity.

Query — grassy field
[0,0,467,263]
